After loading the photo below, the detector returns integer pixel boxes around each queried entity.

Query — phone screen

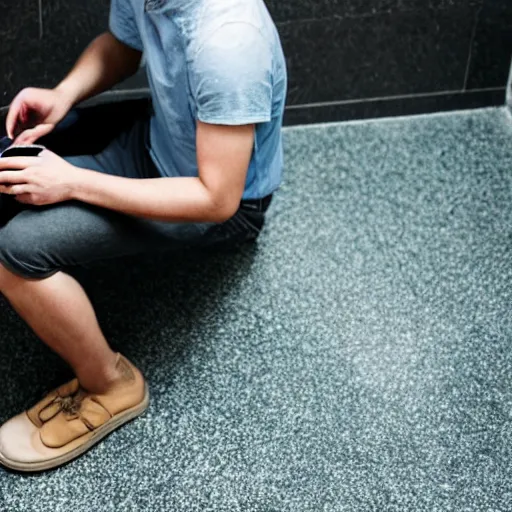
[0,145,44,158]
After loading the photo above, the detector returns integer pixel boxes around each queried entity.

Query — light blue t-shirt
[109,0,287,200]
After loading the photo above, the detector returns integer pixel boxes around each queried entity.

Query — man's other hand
[6,88,74,144]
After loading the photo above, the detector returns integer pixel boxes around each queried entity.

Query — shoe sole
[0,385,150,473]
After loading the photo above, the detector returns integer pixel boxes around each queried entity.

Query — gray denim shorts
[0,119,268,279]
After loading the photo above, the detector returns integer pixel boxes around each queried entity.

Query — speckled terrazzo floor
[0,107,512,511]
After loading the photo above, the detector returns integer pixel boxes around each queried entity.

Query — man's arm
[72,122,252,222]
[0,122,254,223]
[55,32,142,107]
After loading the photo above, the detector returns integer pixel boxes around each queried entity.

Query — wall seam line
[38,0,44,39]
[462,4,483,91]
[286,87,505,111]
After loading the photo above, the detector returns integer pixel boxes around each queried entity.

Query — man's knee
[0,216,56,280]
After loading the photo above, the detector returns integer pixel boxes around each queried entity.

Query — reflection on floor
[0,107,511,511]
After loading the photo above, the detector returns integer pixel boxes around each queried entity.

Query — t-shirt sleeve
[191,23,273,125]
[109,0,143,51]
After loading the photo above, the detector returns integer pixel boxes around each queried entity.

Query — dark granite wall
[1,0,511,125]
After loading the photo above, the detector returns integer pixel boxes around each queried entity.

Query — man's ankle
[76,352,122,394]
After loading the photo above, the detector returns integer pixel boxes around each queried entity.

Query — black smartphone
[0,145,45,158]
[0,144,45,192]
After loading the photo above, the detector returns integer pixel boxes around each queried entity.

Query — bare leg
[0,263,120,393]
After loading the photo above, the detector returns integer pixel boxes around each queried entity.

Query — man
[0,0,286,472]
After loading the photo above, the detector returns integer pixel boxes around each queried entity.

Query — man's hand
[6,88,74,144]
[5,32,142,145]
[0,150,81,205]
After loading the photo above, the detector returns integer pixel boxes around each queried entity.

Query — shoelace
[57,393,85,416]
[55,390,104,430]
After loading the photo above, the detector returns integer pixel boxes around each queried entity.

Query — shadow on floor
[0,243,258,424]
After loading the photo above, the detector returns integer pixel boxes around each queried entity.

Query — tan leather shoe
[0,354,149,472]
